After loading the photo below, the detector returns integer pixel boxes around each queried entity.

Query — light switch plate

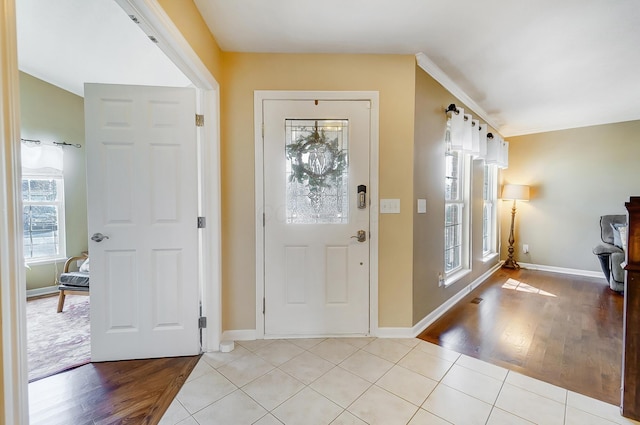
[380,198,400,214]
[417,199,427,213]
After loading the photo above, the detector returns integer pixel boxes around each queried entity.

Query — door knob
[351,230,366,243]
[91,233,110,243]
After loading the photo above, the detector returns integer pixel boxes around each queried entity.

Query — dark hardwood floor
[419,267,624,405]
[28,355,200,425]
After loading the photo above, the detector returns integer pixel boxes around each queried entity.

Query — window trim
[22,174,67,264]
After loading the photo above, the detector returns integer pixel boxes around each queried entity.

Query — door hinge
[195,114,205,127]
[261,123,264,139]
[262,298,265,315]
[198,316,207,329]
[197,217,206,228]
[263,212,266,227]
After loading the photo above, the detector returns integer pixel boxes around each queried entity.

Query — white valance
[486,134,509,169]
[445,103,507,168]
[470,119,482,157]
[21,143,63,176]
[477,122,488,158]
[461,114,473,153]
[448,107,465,151]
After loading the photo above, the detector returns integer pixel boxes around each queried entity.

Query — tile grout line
[247,340,372,425]
[483,369,510,425]
[563,385,569,425]
[170,338,627,425]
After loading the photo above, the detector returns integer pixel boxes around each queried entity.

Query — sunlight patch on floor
[502,278,557,297]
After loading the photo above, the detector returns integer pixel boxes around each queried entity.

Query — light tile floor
[159,338,640,425]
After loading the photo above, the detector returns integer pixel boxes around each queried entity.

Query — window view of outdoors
[22,178,61,259]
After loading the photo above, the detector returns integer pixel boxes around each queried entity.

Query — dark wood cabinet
[622,196,640,419]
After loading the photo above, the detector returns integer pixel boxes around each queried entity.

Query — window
[22,176,66,261]
[21,143,65,263]
[482,164,498,257]
[445,150,469,276]
[445,150,461,273]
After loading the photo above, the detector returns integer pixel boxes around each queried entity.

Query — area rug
[27,294,90,382]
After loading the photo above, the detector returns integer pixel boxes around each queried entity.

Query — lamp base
[502,258,520,269]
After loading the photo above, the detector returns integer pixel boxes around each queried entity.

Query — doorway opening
[4,0,222,421]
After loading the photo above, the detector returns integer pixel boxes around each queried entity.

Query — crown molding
[415,52,501,134]
[499,116,640,138]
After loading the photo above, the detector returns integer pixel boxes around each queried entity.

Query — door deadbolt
[357,185,367,209]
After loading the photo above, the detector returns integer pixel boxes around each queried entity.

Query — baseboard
[26,286,58,298]
[375,327,415,338]
[220,263,601,343]
[377,263,503,339]
[223,264,502,341]
[221,329,256,342]
[519,262,603,278]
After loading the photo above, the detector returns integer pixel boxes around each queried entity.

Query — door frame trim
[1,1,29,422]
[254,91,380,339]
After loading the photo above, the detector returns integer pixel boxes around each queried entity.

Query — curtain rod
[21,138,82,148]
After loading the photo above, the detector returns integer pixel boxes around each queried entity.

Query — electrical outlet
[523,244,529,254]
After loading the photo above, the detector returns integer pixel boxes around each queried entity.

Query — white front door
[263,99,371,337]
[84,83,200,361]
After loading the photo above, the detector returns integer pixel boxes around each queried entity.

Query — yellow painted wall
[157,0,223,81]
[19,72,88,291]
[157,2,419,330]
[501,120,640,272]
[220,53,417,329]
[157,1,506,332]
[412,65,500,323]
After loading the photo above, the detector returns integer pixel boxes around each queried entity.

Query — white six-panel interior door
[84,83,200,361]
[262,98,372,337]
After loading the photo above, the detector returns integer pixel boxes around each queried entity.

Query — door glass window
[285,119,349,224]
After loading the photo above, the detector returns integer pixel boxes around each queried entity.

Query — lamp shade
[502,184,530,201]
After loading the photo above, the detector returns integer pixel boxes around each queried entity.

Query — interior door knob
[91,233,109,242]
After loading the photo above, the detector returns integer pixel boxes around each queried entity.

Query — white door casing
[85,83,200,361]
[262,98,374,337]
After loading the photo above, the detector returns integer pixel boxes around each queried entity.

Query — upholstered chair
[593,215,627,292]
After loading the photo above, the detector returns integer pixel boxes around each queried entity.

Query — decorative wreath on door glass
[286,125,348,212]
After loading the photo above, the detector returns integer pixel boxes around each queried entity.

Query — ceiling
[16,0,640,137]
[16,0,190,98]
